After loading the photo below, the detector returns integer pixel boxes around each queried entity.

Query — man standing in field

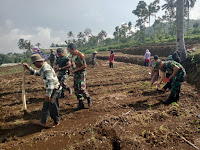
[67,43,92,109]
[23,54,60,127]
[91,51,98,68]
[154,60,186,104]
[144,49,151,66]
[55,48,72,98]
[109,50,115,68]
[49,50,56,68]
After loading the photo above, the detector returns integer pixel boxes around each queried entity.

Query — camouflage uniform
[56,55,71,97]
[49,53,55,68]
[160,61,186,102]
[71,51,90,101]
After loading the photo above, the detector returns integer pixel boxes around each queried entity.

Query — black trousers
[109,62,114,68]
[40,89,60,125]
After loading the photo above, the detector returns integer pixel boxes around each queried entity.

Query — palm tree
[18,39,26,58]
[185,0,196,37]
[84,28,92,41]
[176,0,187,61]
[67,31,74,42]
[77,32,85,40]
[35,43,41,48]
[25,40,33,57]
[77,32,85,48]
[114,26,120,43]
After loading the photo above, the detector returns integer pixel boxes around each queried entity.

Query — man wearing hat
[67,43,92,109]
[55,48,72,98]
[49,50,56,68]
[154,60,186,104]
[23,54,61,127]
[91,51,98,68]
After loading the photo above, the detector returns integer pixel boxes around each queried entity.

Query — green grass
[0,65,23,76]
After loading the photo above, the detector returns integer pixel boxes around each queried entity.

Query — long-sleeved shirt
[144,52,151,60]
[109,53,115,62]
[29,62,60,97]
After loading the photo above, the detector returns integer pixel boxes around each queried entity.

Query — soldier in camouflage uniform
[162,50,181,91]
[49,50,56,68]
[55,48,72,98]
[154,60,186,104]
[67,43,92,109]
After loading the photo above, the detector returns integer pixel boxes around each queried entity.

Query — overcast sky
[0,0,200,54]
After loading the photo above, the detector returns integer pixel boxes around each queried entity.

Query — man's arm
[169,65,180,80]
[23,63,41,76]
[72,63,87,74]
[59,61,71,70]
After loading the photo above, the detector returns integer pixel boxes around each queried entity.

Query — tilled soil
[0,60,200,150]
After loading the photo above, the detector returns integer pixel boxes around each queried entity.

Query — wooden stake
[22,67,27,111]
[176,132,200,150]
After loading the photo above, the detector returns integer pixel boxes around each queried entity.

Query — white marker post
[22,67,27,111]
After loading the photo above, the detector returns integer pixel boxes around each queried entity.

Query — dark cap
[154,60,161,69]
[154,55,158,60]
[57,48,63,53]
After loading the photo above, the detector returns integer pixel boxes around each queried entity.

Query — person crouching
[154,60,186,104]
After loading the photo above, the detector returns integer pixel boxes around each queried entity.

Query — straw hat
[93,51,98,54]
[31,54,45,63]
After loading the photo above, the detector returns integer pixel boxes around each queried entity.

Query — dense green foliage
[0,53,24,65]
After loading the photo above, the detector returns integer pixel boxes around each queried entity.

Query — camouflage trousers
[74,71,90,101]
[50,61,54,68]
[169,69,185,101]
[58,72,70,95]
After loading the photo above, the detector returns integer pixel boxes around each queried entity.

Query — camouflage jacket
[161,61,186,76]
[71,51,86,72]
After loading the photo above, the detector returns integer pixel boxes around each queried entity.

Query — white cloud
[190,2,200,20]
[0,20,65,53]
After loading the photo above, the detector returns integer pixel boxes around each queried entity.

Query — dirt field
[0,58,200,150]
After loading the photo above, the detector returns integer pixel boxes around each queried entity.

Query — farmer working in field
[67,43,92,109]
[49,50,56,68]
[91,51,98,68]
[55,48,72,98]
[109,50,115,68]
[154,60,186,104]
[23,54,60,127]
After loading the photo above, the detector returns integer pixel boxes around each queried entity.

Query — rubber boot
[174,89,180,102]
[162,94,174,105]
[67,87,72,95]
[76,100,85,110]
[87,97,92,107]
[60,88,65,98]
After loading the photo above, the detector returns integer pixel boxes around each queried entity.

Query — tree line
[1,0,199,65]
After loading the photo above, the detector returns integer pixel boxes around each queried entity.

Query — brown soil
[114,43,197,57]
[0,58,200,150]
